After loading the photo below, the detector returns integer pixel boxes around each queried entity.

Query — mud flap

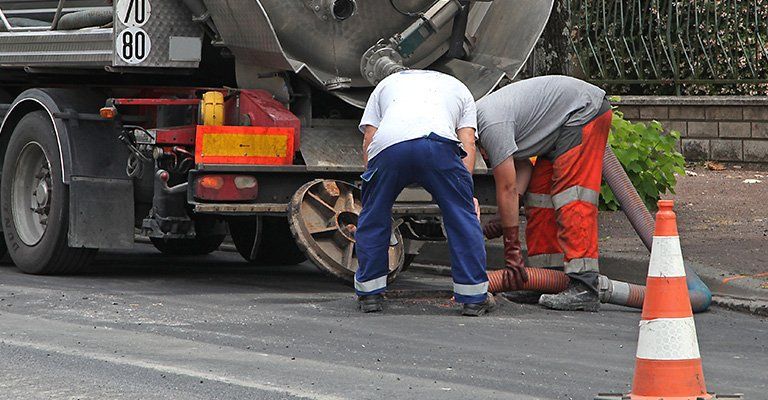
[68,177,134,249]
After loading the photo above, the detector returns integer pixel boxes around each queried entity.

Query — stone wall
[614,96,768,163]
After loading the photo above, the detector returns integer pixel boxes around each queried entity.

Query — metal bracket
[360,41,407,85]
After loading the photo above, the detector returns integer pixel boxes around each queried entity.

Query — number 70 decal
[116,0,152,28]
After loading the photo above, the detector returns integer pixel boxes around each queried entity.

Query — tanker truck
[0,0,552,283]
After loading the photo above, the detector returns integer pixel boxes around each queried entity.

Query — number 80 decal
[117,27,152,64]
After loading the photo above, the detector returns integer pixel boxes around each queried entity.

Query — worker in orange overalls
[476,76,612,311]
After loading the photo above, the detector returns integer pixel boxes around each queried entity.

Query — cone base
[630,394,713,400]
[595,393,741,400]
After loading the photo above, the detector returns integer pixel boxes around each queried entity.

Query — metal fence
[566,0,768,94]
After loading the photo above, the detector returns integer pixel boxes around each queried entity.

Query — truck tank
[195,0,553,106]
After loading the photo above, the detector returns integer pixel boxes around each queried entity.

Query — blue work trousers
[354,133,488,304]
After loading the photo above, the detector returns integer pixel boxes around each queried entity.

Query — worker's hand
[503,262,529,291]
[473,198,481,222]
[482,217,503,239]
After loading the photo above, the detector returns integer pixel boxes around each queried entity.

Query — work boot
[461,293,497,317]
[358,294,384,313]
[538,281,600,312]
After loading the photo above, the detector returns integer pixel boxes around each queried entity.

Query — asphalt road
[0,245,765,400]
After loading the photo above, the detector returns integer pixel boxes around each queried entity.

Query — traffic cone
[596,200,741,400]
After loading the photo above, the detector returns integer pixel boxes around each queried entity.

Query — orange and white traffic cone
[596,200,741,400]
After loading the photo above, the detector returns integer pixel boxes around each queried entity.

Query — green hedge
[600,110,685,211]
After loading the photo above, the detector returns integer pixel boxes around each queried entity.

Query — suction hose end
[686,264,712,313]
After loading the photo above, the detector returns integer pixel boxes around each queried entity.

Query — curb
[711,295,768,318]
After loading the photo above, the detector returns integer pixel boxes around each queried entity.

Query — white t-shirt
[359,70,477,161]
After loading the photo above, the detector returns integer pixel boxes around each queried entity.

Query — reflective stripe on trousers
[354,275,387,294]
[564,258,599,274]
[454,281,489,297]
[552,186,600,210]
[527,253,564,268]
[525,193,554,209]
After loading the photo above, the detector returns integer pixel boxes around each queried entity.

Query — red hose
[625,284,645,308]
[488,268,569,294]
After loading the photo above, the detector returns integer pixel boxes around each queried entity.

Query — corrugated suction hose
[488,267,569,294]
[488,268,646,309]
[602,146,711,313]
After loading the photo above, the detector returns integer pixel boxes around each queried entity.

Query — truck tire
[150,235,225,256]
[229,216,307,265]
[1,111,96,274]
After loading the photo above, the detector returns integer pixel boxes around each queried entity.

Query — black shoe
[358,294,384,313]
[501,290,543,304]
[461,294,497,317]
[539,281,600,312]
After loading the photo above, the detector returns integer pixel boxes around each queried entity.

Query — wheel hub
[12,142,52,245]
[34,172,51,211]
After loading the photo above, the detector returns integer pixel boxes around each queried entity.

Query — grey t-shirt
[477,75,607,168]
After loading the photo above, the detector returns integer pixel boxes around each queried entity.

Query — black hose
[56,7,113,30]
[602,145,712,313]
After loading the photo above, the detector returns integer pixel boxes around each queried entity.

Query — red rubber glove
[502,226,529,290]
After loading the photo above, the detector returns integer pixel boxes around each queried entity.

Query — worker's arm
[457,127,481,219]
[493,157,519,228]
[493,156,528,288]
[362,125,377,168]
[482,157,533,239]
[457,127,477,174]
[514,158,534,196]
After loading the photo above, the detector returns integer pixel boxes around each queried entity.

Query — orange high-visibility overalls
[524,102,613,289]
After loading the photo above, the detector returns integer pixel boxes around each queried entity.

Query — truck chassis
[0,1,499,283]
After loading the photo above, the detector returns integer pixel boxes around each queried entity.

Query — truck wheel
[402,254,417,271]
[149,235,225,256]
[1,111,96,274]
[229,216,307,265]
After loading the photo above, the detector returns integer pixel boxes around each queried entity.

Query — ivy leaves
[600,111,686,211]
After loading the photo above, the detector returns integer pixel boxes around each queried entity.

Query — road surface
[0,245,765,399]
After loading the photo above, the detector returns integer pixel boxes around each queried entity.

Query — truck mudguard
[0,88,134,249]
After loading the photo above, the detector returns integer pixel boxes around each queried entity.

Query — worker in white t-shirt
[355,70,494,316]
